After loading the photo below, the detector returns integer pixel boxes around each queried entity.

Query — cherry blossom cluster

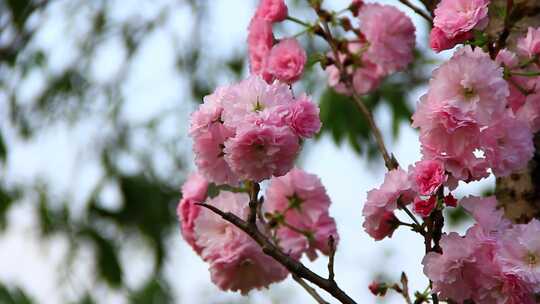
[423,197,540,303]
[190,76,320,184]
[363,0,540,301]
[412,46,535,181]
[176,0,540,302]
[177,168,338,293]
[177,0,345,294]
[325,3,416,95]
[429,0,489,52]
[362,161,456,240]
[248,0,306,84]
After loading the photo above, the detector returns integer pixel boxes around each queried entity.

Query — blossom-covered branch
[195,202,357,304]
[176,0,540,303]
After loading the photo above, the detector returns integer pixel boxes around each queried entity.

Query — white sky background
[0,0,494,303]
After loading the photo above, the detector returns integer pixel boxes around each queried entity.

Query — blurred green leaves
[318,80,415,157]
[0,283,34,304]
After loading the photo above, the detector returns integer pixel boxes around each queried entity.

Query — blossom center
[218,144,226,157]
[253,98,264,112]
[526,252,538,267]
[462,86,476,100]
[287,193,303,210]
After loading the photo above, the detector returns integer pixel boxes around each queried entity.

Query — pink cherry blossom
[308,213,339,259]
[422,232,479,302]
[265,168,331,224]
[362,208,399,241]
[177,172,209,253]
[255,0,288,23]
[224,124,299,182]
[497,220,540,290]
[221,76,294,130]
[325,52,383,96]
[517,92,540,133]
[368,281,387,296]
[421,46,509,125]
[413,98,487,181]
[496,49,528,112]
[430,26,473,53]
[264,168,338,259]
[247,17,274,82]
[358,4,416,74]
[191,89,239,185]
[194,191,288,294]
[266,38,307,84]
[444,193,457,207]
[277,94,321,138]
[413,196,436,218]
[480,272,536,304]
[276,212,339,261]
[433,0,489,39]
[351,59,383,94]
[480,115,534,177]
[460,196,511,232]
[408,159,447,196]
[208,243,289,294]
[362,168,415,240]
[412,46,510,182]
[517,27,540,58]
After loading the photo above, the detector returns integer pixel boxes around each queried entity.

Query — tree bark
[496,134,540,222]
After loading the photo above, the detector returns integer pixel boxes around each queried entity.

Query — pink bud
[413,196,437,218]
[430,27,473,53]
[368,281,388,296]
[444,193,458,207]
[267,38,307,84]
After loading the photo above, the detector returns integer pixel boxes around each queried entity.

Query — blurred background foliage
[0,0,458,303]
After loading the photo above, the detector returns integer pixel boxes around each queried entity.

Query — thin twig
[286,15,312,27]
[196,203,358,304]
[400,272,413,304]
[510,71,540,77]
[319,19,397,170]
[293,275,330,304]
[398,0,433,23]
[398,201,422,228]
[327,236,336,283]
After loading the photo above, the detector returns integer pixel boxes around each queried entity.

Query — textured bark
[496,134,540,222]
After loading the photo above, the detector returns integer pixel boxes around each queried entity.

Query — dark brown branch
[293,275,330,304]
[327,236,336,283]
[400,272,413,304]
[196,203,358,304]
[398,0,433,23]
[493,0,514,56]
[247,181,260,226]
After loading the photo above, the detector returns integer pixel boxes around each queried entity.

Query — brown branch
[318,19,398,170]
[327,236,336,282]
[247,181,260,226]
[293,275,330,304]
[397,0,433,23]
[493,0,514,56]
[400,272,413,304]
[196,203,358,304]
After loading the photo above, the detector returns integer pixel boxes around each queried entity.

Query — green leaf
[81,228,123,288]
[129,278,172,304]
[317,88,372,154]
[0,282,35,304]
[0,132,6,164]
